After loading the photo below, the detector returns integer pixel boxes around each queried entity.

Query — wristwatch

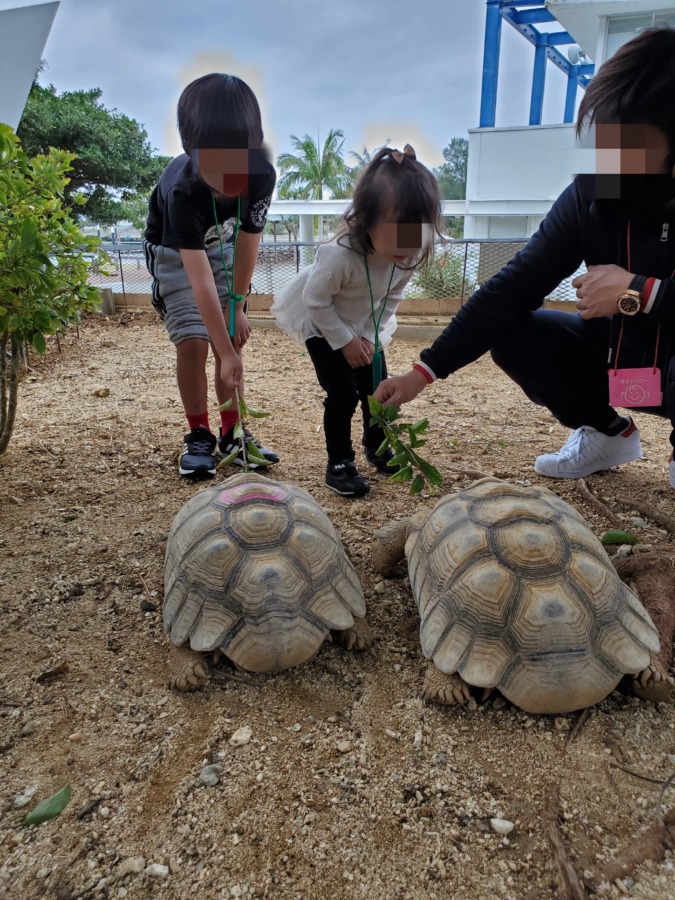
[616,289,642,316]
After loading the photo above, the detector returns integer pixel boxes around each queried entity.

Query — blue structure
[480,0,595,128]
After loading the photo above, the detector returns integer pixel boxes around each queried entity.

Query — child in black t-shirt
[145,73,279,478]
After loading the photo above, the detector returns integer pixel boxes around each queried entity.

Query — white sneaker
[669,452,675,488]
[534,419,642,479]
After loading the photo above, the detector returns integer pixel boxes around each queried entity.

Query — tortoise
[372,477,662,714]
[164,472,372,690]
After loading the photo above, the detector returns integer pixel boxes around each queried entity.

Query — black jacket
[420,176,675,379]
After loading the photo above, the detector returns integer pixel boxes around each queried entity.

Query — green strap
[364,252,396,391]
[211,193,242,338]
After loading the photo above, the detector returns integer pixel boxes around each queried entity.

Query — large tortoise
[373,477,662,714]
[164,472,372,690]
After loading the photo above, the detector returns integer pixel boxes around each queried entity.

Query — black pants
[490,309,675,448]
[306,337,388,464]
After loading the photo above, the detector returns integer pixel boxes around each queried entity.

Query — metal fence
[87,239,581,306]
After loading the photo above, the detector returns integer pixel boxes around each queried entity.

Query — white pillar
[299,214,314,267]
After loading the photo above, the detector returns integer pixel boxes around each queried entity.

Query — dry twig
[573,480,623,526]
[546,785,588,899]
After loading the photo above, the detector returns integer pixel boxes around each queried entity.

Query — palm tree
[276,129,351,201]
[348,138,391,183]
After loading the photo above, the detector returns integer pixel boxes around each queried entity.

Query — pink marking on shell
[217,487,288,505]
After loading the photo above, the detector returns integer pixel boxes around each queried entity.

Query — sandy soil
[0,312,674,900]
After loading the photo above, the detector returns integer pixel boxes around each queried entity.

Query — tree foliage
[0,125,102,453]
[276,129,352,200]
[17,83,170,224]
[434,137,468,200]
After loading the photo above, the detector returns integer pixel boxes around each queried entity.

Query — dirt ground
[1,312,674,900]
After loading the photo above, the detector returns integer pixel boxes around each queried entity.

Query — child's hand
[341,337,372,368]
[219,350,243,391]
[233,307,251,351]
[361,338,374,360]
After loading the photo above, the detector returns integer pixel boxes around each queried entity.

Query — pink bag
[608,367,662,407]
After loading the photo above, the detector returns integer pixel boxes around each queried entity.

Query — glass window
[606,12,675,60]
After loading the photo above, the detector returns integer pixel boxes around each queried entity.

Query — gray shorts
[144,241,237,346]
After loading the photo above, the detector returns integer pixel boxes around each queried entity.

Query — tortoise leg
[168,644,209,691]
[335,616,374,651]
[421,663,471,706]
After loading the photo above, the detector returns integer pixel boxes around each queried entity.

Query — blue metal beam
[480,0,503,128]
[530,42,547,125]
[512,8,556,24]
[564,74,577,123]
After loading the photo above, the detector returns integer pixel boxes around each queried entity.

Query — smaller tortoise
[164,472,372,690]
[373,478,661,714]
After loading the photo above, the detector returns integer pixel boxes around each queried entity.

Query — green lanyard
[363,251,396,390]
[211,193,243,338]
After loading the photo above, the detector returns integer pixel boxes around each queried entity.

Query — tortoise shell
[408,478,660,713]
[163,473,365,673]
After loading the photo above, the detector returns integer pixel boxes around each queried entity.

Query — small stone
[117,857,145,877]
[554,717,569,730]
[413,731,423,750]
[614,544,633,559]
[10,496,24,505]
[169,858,180,874]
[99,806,110,818]
[200,764,224,787]
[630,517,649,529]
[230,725,252,746]
[145,863,169,878]
[668,754,675,766]
[385,729,401,741]
[157,697,168,707]
[336,740,352,754]
[140,598,157,612]
[490,818,515,836]
[374,581,386,594]
[118,889,128,898]
[13,786,38,809]
[36,867,51,879]
[20,721,38,737]
[69,732,82,743]
[292,723,302,732]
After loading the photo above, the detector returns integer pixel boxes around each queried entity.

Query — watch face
[618,294,640,314]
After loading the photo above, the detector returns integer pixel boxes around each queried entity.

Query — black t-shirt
[145,153,276,250]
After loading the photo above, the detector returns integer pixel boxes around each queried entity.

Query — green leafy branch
[368,396,443,496]
[217,389,271,471]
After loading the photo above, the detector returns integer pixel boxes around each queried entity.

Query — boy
[145,73,279,477]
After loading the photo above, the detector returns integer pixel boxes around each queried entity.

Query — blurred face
[369,220,432,264]
[191,148,250,197]
[595,122,673,175]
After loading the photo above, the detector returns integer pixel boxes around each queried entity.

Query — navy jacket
[420,176,675,380]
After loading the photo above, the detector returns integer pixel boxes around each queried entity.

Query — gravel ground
[0,312,674,900]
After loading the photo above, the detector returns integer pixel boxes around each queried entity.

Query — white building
[464,0,675,240]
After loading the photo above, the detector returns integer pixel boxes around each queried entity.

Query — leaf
[374,436,390,457]
[32,332,46,354]
[409,475,425,495]
[387,465,414,484]
[233,424,244,440]
[246,439,270,464]
[218,399,233,411]
[246,407,270,418]
[410,418,430,434]
[383,404,399,422]
[601,530,638,546]
[217,449,240,468]
[25,785,72,825]
[237,396,249,420]
[368,395,384,418]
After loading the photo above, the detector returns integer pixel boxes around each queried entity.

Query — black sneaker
[365,447,403,475]
[218,427,280,467]
[179,426,217,478]
[325,460,370,497]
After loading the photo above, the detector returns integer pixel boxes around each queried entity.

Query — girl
[272,145,443,497]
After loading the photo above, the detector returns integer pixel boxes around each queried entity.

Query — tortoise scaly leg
[631,653,674,703]
[421,663,471,706]
[335,616,374,651]
[168,644,209,691]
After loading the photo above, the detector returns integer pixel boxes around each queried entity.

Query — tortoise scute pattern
[164,474,365,673]
[410,478,660,713]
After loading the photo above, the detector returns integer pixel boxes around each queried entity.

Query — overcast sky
[7,0,575,169]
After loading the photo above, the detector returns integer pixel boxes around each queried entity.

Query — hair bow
[390,144,417,164]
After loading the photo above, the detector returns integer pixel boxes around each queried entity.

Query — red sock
[186,412,210,432]
[220,408,239,436]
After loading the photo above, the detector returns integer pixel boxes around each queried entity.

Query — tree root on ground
[545,785,588,899]
[573,480,624,527]
[613,553,675,672]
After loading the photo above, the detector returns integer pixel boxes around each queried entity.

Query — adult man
[375,28,675,487]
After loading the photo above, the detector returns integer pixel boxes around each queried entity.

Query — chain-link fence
[87,239,581,307]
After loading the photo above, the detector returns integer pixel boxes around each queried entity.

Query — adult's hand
[572,264,633,319]
[372,369,429,407]
[341,336,372,368]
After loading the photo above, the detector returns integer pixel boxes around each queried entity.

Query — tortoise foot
[422,665,472,706]
[169,644,209,691]
[631,655,674,703]
[336,616,374,651]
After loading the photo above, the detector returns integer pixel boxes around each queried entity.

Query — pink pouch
[608,367,662,408]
